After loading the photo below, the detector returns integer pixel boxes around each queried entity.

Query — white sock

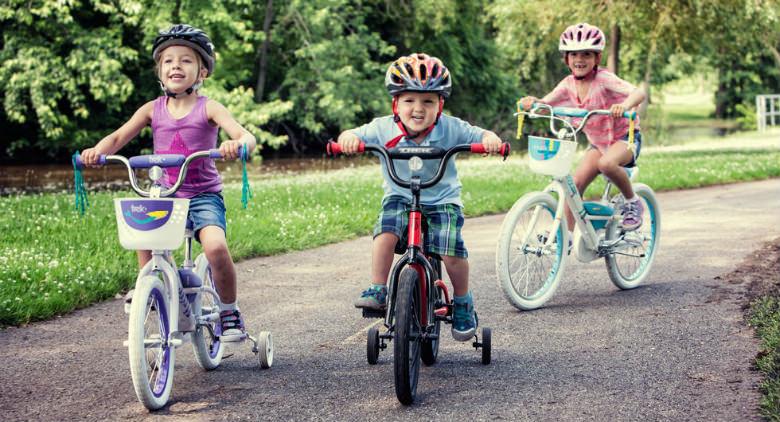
[219,301,238,312]
[625,196,639,203]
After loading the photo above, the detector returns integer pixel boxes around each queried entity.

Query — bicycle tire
[496,192,568,310]
[605,183,661,289]
[421,282,443,366]
[192,254,224,370]
[128,275,175,410]
[394,268,422,405]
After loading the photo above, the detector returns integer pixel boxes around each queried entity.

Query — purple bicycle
[74,148,272,410]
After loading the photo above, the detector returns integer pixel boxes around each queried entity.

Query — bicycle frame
[327,141,509,333]
[519,104,637,254]
[77,150,230,341]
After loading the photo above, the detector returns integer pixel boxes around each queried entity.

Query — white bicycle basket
[113,198,189,250]
[527,136,577,177]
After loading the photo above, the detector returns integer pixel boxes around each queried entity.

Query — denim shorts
[187,192,227,241]
[589,130,642,167]
[373,196,468,258]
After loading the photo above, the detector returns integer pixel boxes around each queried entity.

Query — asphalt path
[1,179,778,421]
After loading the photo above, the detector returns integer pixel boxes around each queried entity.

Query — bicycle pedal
[434,306,449,317]
[361,308,386,319]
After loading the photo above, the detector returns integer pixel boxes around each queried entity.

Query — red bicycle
[328,140,509,405]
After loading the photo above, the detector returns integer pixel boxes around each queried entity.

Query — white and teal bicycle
[496,104,661,310]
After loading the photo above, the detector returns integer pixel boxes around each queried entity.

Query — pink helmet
[559,23,606,52]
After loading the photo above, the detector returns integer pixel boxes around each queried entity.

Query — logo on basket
[529,137,560,161]
[120,200,174,231]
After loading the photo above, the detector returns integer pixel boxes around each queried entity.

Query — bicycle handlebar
[327,141,510,189]
[515,102,637,146]
[73,146,245,198]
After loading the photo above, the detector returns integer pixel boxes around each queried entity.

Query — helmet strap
[159,80,202,99]
[387,96,443,147]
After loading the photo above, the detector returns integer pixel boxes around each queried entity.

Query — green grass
[750,297,780,418]
[1,137,779,326]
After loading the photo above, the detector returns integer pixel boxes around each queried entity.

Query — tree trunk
[173,0,181,24]
[607,24,620,74]
[714,68,728,119]
[255,0,274,103]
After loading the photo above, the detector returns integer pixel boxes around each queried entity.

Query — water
[0,156,373,195]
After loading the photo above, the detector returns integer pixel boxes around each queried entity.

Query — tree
[0,0,291,161]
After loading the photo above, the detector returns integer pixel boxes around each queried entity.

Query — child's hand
[481,131,503,154]
[80,147,103,167]
[337,131,363,154]
[219,140,243,161]
[610,103,627,118]
[519,96,538,111]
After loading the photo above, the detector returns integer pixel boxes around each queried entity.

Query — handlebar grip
[73,153,107,169]
[469,143,511,158]
[208,144,247,160]
[327,141,365,156]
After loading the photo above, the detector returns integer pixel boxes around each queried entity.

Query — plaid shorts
[373,196,468,258]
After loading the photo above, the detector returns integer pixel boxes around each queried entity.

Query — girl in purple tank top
[80,24,256,341]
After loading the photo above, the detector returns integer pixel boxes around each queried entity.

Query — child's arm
[520,81,568,111]
[80,101,154,166]
[336,130,363,155]
[207,100,257,160]
[609,85,646,118]
[480,130,503,153]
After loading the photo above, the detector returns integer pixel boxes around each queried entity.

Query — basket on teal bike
[113,198,189,250]
[527,136,577,177]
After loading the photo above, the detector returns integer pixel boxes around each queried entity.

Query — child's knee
[203,240,230,261]
[441,255,467,267]
[597,156,619,173]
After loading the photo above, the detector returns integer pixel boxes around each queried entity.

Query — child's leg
[565,148,602,230]
[597,142,635,199]
[136,250,152,268]
[441,255,469,296]
[198,225,237,304]
[371,232,399,285]
[425,204,475,341]
[599,141,645,230]
[355,197,406,309]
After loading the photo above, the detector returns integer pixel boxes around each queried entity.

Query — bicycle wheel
[394,268,422,405]
[605,183,661,289]
[421,282,443,366]
[192,255,224,370]
[496,192,568,310]
[128,275,175,410]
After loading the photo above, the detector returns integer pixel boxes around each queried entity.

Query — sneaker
[621,199,645,231]
[451,298,477,341]
[354,285,387,310]
[219,309,247,342]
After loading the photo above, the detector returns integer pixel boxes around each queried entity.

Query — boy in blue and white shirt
[337,53,503,341]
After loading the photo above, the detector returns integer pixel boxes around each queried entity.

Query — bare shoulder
[205,98,230,117]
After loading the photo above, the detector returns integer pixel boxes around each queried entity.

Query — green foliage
[750,296,780,419]
[0,0,290,160]
[1,0,779,160]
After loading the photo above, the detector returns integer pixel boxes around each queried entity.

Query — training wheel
[257,331,273,369]
[481,327,491,365]
[367,327,380,365]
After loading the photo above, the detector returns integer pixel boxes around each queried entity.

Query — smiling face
[566,50,599,78]
[395,91,441,136]
[157,45,206,94]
